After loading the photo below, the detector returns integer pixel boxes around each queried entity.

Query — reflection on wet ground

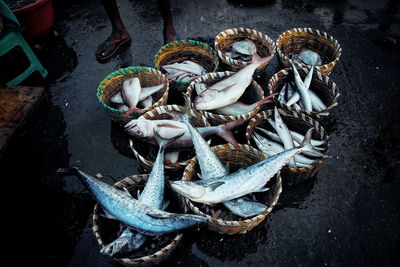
[1,0,400,266]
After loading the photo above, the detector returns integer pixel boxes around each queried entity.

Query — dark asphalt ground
[1,0,400,266]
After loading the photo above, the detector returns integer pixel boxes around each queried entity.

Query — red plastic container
[13,0,54,38]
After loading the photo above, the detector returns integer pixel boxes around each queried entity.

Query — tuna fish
[100,129,184,256]
[170,129,314,205]
[56,168,206,235]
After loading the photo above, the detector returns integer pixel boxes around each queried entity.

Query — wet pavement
[1,0,400,266]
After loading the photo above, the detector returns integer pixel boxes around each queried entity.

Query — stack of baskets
[95,27,341,265]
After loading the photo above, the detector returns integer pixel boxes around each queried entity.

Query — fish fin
[122,187,132,196]
[205,181,225,191]
[254,187,269,193]
[162,200,170,210]
[301,128,314,151]
[216,120,245,146]
[153,126,185,150]
[137,189,141,198]
[125,107,145,115]
[100,209,117,220]
[197,173,204,179]
[146,212,174,219]
[251,53,273,66]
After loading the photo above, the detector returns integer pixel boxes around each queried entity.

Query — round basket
[268,67,340,118]
[181,143,282,234]
[245,109,330,182]
[187,71,266,125]
[214,27,276,72]
[97,66,169,125]
[154,40,219,93]
[129,105,210,171]
[276,28,342,75]
[92,174,183,266]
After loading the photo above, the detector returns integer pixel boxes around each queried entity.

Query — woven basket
[181,143,282,234]
[246,109,330,182]
[92,174,183,266]
[276,28,342,75]
[214,27,276,72]
[154,40,219,94]
[187,71,266,125]
[129,105,210,171]
[268,67,340,118]
[97,67,169,125]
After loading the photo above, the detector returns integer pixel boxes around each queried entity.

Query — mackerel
[291,63,312,111]
[57,168,206,235]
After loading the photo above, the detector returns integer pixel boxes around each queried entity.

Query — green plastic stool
[0,0,48,85]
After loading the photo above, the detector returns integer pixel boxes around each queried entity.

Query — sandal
[95,36,131,62]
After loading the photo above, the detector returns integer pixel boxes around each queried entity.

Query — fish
[193,53,273,110]
[252,132,317,167]
[57,167,206,235]
[194,83,208,95]
[291,63,312,111]
[231,39,257,56]
[100,128,185,256]
[170,129,314,205]
[170,93,267,217]
[139,96,154,108]
[121,77,144,115]
[212,94,275,116]
[111,81,166,105]
[297,49,322,66]
[272,107,296,168]
[255,127,326,148]
[162,60,206,76]
[125,116,242,148]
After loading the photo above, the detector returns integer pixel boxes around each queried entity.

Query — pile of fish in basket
[60,27,342,265]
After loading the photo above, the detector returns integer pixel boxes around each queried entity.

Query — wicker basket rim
[276,27,342,70]
[96,66,168,115]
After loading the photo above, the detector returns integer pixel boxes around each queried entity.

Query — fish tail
[153,127,185,151]
[251,53,273,66]
[125,107,145,115]
[257,93,278,106]
[300,128,314,151]
[216,120,245,146]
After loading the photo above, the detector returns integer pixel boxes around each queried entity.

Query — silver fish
[272,107,296,168]
[252,132,317,166]
[171,93,267,217]
[162,60,206,76]
[297,49,322,66]
[213,95,275,116]
[170,130,314,205]
[291,63,312,111]
[125,116,242,148]
[232,39,257,56]
[194,54,273,110]
[57,167,206,235]
[139,96,153,108]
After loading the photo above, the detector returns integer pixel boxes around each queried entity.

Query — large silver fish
[170,129,314,205]
[125,116,242,148]
[162,60,206,76]
[100,129,184,256]
[193,54,272,110]
[168,93,268,217]
[291,63,312,111]
[57,168,206,235]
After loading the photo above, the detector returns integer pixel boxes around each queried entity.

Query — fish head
[194,90,219,110]
[169,180,206,201]
[100,236,131,256]
[125,118,154,139]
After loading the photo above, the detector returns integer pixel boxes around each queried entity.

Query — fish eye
[136,130,143,136]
